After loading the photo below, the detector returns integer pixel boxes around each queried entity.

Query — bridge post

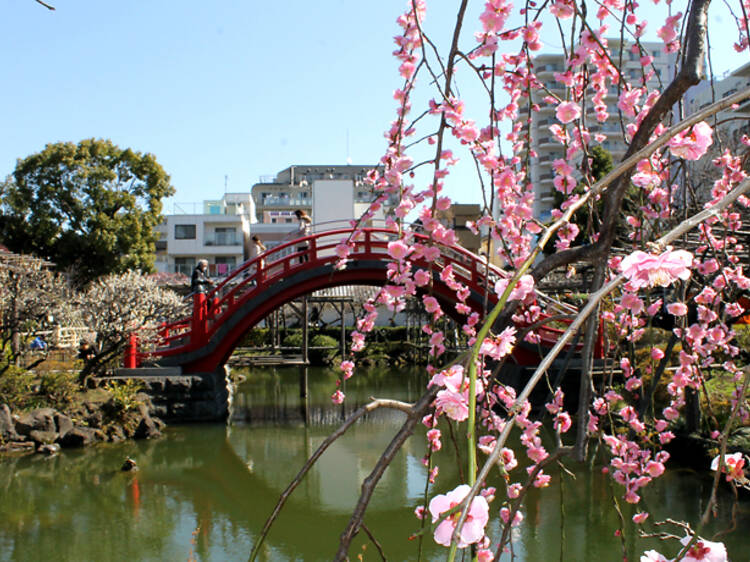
[123,333,138,368]
[192,292,208,346]
[300,296,309,399]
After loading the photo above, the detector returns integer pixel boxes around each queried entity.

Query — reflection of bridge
[134,227,581,374]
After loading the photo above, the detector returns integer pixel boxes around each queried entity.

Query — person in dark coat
[191,259,214,294]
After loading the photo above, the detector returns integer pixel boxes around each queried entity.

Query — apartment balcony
[536,136,560,149]
[170,263,237,277]
[259,196,311,208]
[204,234,241,246]
[537,172,555,183]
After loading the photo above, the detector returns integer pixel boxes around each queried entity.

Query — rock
[15,408,57,436]
[134,403,161,439]
[29,430,58,445]
[0,441,35,454]
[38,443,61,455]
[121,457,138,471]
[0,404,20,441]
[58,426,102,448]
[53,412,73,439]
[84,409,103,429]
[106,423,126,442]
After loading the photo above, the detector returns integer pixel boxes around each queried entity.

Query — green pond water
[1,366,748,561]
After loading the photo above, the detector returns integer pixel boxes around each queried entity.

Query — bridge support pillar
[111,365,233,423]
[191,292,208,346]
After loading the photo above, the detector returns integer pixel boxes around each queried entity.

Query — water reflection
[0,366,748,561]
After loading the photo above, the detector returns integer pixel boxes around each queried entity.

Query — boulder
[0,404,20,441]
[38,443,61,455]
[53,412,73,439]
[15,408,57,436]
[84,409,103,429]
[106,424,126,443]
[0,441,35,454]
[29,430,58,445]
[58,426,102,448]
[134,403,162,439]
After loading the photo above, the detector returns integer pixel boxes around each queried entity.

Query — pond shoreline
[0,396,164,457]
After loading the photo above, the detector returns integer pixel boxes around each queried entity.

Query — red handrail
[131,227,599,367]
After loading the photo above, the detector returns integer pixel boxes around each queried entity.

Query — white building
[155,164,395,276]
[251,164,394,228]
[522,40,676,220]
[685,61,750,145]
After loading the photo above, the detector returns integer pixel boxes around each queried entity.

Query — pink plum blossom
[632,512,649,524]
[414,269,431,286]
[667,302,688,316]
[710,452,746,482]
[435,389,469,421]
[387,239,412,261]
[428,484,490,548]
[680,535,728,562]
[668,121,714,161]
[554,411,572,433]
[426,428,442,452]
[556,101,581,123]
[331,390,345,404]
[494,274,535,303]
[641,551,670,562]
[477,549,494,562]
[620,249,693,289]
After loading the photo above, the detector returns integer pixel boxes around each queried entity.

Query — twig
[361,523,387,561]
[34,0,55,10]
[248,397,415,561]
[699,366,750,528]
[494,447,572,558]
[334,387,439,560]
[451,176,750,554]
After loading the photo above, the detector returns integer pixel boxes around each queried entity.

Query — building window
[175,224,196,239]
[214,256,236,276]
[212,227,238,246]
[174,257,196,275]
[215,256,236,267]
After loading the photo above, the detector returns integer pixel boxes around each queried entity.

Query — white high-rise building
[522,40,677,220]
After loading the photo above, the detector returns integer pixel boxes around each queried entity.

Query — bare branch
[249,397,418,561]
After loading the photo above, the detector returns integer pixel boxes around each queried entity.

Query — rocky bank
[0,395,164,456]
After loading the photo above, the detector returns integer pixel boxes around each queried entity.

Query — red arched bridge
[128,228,599,374]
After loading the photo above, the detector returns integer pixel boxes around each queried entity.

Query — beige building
[250,164,392,225]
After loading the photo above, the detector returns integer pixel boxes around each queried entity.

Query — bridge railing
[139,226,601,363]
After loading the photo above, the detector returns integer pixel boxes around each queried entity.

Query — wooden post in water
[299,297,309,399]
[336,302,346,359]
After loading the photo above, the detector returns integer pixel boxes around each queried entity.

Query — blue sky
[1,1,745,212]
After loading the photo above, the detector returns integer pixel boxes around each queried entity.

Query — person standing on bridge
[251,235,266,268]
[294,209,312,263]
[191,259,214,294]
[248,235,267,284]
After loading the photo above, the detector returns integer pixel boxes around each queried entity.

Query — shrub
[310,334,338,365]
[0,365,34,410]
[38,371,78,409]
[104,379,144,414]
